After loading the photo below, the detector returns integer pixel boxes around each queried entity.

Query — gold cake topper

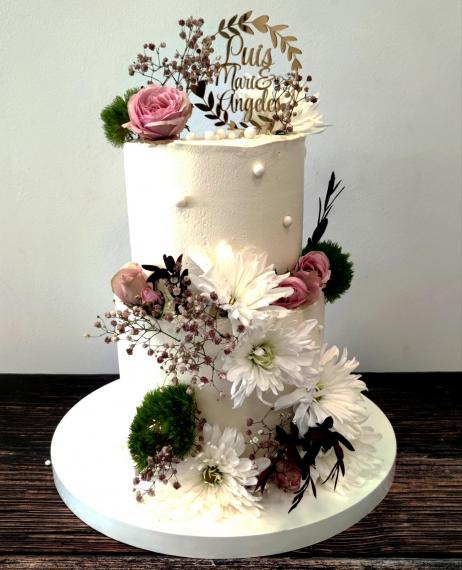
[190,11,306,131]
[103,13,323,146]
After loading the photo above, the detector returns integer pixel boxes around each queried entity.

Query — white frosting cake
[117,134,325,432]
[123,134,307,272]
[74,11,392,540]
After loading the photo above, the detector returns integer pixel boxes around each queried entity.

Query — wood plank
[0,373,461,559]
[0,556,461,569]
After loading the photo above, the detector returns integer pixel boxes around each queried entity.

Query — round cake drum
[51,379,396,559]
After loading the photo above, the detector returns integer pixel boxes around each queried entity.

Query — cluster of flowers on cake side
[86,172,369,519]
[90,236,378,518]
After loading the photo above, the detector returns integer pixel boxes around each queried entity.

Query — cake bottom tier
[51,378,396,559]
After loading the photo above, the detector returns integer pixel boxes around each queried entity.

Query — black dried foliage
[308,172,345,246]
[255,417,354,513]
[143,254,189,311]
[303,172,354,302]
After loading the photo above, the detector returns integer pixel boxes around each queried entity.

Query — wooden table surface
[0,373,461,569]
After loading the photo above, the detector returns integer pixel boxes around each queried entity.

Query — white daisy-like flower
[223,314,318,408]
[179,423,269,520]
[274,344,367,439]
[315,425,383,493]
[192,241,293,327]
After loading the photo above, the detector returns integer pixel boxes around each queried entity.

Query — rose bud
[273,459,302,492]
[111,262,147,305]
[291,270,323,305]
[272,275,309,309]
[140,285,164,305]
[293,251,331,286]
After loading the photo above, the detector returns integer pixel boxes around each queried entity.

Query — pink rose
[111,262,148,305]
[273,460,302,492]
[272,276,309,309]
[140,285,163,306]
[292,270,323,305]
[123,85,192,141]
[293,251,331,286]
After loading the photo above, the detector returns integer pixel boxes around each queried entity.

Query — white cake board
[51,379,396,559]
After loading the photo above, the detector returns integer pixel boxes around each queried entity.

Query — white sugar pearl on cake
[227,130,240,140]
[204,130,216,140]
[252,162,265,178]
[185,132,196,141]
[244,126,258,139]
[216,129,227,140]
[283,215,293,228]
[175,196,189,208]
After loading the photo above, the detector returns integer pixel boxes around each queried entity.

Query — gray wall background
[1,0,461,373]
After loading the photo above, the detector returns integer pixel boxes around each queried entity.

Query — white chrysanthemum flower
[192,241,293,327]
[223,315,318,408]
[179,423,269,520]
[315,425,383,493]
[275,344,367,439]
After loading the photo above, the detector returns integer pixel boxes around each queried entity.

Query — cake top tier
[123,132,306,273]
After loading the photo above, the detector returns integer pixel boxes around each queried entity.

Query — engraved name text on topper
[189,11,303,130]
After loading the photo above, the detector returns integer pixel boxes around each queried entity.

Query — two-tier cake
[51,13,396,558]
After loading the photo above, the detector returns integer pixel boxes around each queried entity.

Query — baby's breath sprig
[257,72,317,135]
[128,17,222,93]
[89,254,240,394]
[244,409,293,461]
[132,447,181,502]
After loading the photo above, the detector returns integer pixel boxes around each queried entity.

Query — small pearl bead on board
[283,215,293,228]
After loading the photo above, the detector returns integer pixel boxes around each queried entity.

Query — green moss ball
[128,384,196,472]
